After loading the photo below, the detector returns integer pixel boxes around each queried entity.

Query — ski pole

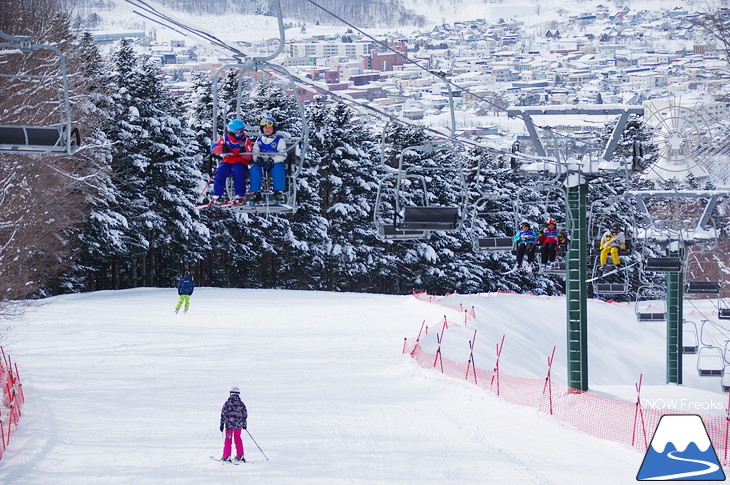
[195,175,214,203]
[246,429,269,461]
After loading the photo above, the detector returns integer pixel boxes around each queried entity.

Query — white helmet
[230,386,240,394]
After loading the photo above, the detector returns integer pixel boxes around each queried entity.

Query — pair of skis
[195,198,287,210]
[210,456,249,465]
[585,261,638,283]
[500,263,559,275]
[501,265,535,275]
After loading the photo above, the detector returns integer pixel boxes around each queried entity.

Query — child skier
[512,221,537,271]
[537,218,568,271]
[210,119,252,205]
[220,386,248,462]
[248,116,287,205]
[174,274,194,314]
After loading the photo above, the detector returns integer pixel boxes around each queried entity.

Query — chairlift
[721,366,730,391]
[374,78,468,237]
[682,320,698,354]
[0,31,80,155]
[697,321,728,376]
[684,246,722,296]
[380,141,468,235]
[644,257,682,273]
[697,346,724,376]
[207,0,307,214]
[373,172,428,241]
[634,284,666,322]
[210,58,307,214]
[511,184,569,274]
[468,195,518,252]
[686,281,721,295]
[697,320,727,377]
[718,291,730,320]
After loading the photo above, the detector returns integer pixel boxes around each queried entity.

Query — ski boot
[274,191,285,205]
[247,192,262,206]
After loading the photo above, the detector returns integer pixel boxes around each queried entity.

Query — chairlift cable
[120,0,548,163]
[122,0,247,57]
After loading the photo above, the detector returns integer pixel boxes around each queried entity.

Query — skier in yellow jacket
[599,223,626,266]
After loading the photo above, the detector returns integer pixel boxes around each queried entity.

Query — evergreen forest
[0,0,723,304]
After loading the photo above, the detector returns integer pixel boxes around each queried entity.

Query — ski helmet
[230,386,240,394]
[227,119,245,133]
[611,223,621,232]
[520,221,531,228]
[546,218,556,226]
[259,116,277,131]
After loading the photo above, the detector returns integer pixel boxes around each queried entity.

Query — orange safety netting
[406,292,730,466]
[0,347,24,460]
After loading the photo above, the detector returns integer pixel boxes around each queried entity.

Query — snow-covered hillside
[0,288,726,484]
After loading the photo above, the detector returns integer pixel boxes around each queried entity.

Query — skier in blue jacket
[512,221,537,272]
[174,275,194,314]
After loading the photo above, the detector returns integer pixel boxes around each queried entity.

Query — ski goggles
[260,119,275,127]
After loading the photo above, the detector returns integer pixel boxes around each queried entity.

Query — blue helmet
[227,119,245,132]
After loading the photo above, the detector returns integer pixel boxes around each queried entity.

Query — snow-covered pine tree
[106,39,208,287]
[65,31,130,291]
[301,101,384,291]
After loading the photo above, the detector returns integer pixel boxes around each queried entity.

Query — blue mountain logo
[637,414,726,481]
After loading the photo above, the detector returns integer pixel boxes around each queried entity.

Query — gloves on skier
[256,157,273,171]
[231,148,240,156]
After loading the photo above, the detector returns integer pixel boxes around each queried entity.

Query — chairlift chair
[389,141,468,234]
[0,31,80,155]
[697,346,724,376]
[684,247,722,296]
[468,192,518,253]
[719,292,730,320]
[210,59,308,214]
[682,320,699,354]
[635,284,667,322]
[373,172,429,241]
[644,257,682,273]
[685,281,721,295]
[721,366,730,391]
[697,321,728,376]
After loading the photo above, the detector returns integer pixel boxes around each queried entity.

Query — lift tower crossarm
[625,190,730,231]
[507,105,644,164]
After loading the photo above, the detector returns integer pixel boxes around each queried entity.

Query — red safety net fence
[407,291,730,466]
[0,347,24,460]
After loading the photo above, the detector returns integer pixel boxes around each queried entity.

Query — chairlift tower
[508,104,643,391]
